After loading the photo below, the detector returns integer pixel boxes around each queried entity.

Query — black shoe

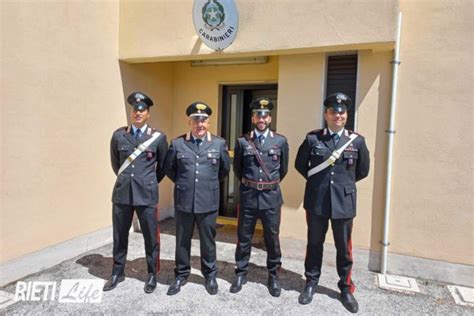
[340,292,359,313]
[167,278,187,296]
[230,274,247,293]
[205,277,218,295]
[298,281,317,304]
[144,274,157,294]
[267,276,281,297]
[103,274,125,291]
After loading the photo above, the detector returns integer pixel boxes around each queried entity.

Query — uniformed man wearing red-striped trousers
[295,93,370,313]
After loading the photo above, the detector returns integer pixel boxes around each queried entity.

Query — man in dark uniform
[163,102,230,296]
[230,97,289,297]
[295,93,370,313]
[104,91,168,293]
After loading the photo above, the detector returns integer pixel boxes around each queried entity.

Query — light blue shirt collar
[254,129,269,139]
[131,124,148,135]
[328,128,344,138]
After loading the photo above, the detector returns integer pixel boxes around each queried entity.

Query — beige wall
[1,1,124,262]
[387,0,473,265]
[277,54,325,241]
[119,0,398,62]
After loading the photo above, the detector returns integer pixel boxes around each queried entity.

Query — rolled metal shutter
[326,54,358,131]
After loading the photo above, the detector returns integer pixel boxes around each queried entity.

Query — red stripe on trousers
[155,205,160,273]
[346,222,355,293]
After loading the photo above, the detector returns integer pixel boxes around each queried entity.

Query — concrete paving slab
[1,218,473,315]
[0,290,16,310]
[377,274,420,293]
[448,285,474,307]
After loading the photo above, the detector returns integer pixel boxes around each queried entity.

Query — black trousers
[112,204,160,276]
[304,213,355,293]
[174,210,218,279]
[234,207,282,277]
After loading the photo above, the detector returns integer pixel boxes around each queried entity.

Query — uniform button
[260,152,263,155]
[259,169,262,173]
[196,163,199,166]
[331,172,334,175]
[195,179,199,182]
[196,171,199,174]
[131,174,134,177]
[196,155,199,158]
[330,180,334,184]
[259,179,263,182]
[134,147,137,150]
[131,165,135,168]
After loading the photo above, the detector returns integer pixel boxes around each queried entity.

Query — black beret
[186,101,212,118]
[127,91,153,111]
[249,97,274,115]
[323,93,352,113]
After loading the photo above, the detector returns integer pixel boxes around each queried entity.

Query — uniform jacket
[164,131,230,214]
[234,130,289,210]
[110,125,168,206]
[295,128,370,219]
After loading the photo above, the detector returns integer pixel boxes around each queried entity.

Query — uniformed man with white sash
[295,93,370,313]
[104,92,168,294]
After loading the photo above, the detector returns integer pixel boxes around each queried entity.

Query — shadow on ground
[76,254,340,300]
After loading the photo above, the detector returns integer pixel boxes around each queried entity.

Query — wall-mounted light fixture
[190,56,268,66]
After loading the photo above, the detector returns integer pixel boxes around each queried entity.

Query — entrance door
[219,84,278,218]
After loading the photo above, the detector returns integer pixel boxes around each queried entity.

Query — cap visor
[133,103,148,111]
[330,106,347,113]
[253,109,271,116]
[189,113,209,119]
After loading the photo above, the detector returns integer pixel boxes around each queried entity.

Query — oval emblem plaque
[193,0,239,51]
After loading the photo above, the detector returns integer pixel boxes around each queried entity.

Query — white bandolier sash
[117,132,161,176]
[307,134,359,178]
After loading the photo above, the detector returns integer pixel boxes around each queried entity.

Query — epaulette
[347,130,363,137]
[114,126,128,133]
[149,127,163,134]
[240,131,251,137]
[211,134,225,140]
[307,128,323,135]
[174,133,187,140]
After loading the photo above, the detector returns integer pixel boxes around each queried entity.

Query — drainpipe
[381,11,403,274]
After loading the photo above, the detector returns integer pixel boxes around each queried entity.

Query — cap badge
[259,99,269,107]
[196,103,207,111]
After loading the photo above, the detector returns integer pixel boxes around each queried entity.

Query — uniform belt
[242,178,279,191]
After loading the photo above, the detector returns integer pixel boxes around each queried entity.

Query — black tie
[135,129,142,140]
[195,138,202,148]
[332,133,340,146]
[258,134,265,145]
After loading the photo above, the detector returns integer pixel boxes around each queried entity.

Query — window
[325,54,358,131]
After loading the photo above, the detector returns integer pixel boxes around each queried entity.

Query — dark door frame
[217,83,279,220]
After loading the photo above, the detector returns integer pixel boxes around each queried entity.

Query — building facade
[1,0,473,287]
